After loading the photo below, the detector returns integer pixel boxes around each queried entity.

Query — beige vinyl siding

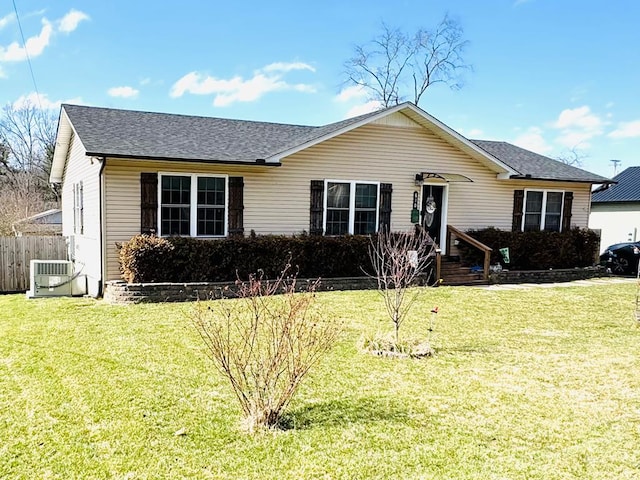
[60,132,103,296]
[103,122,593,281]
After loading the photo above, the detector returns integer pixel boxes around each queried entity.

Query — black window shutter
[562,191,573,231]
[379,183,393,232]
[512,190,524,232]
[140,172,158,234]
[228,176,244,236]
[310,180,324,235]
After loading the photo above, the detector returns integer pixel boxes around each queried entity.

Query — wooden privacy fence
[0,236,68,293]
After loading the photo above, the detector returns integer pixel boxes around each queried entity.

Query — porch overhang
[415,172,473,185]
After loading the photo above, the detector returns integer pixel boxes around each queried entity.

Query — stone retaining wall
[489,267,608,285]
[104,277,378,304]
[104,267,609,304]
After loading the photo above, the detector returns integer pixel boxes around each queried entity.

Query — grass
[1,280,640,479]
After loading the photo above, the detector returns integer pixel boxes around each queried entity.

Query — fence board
[0,236,68,293]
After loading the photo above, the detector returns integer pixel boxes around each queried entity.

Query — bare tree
[556,146,587,167]
[367,228,436,344]
[0,101,57,196]
[190,265,341,432]
[344,15,470,107]
[0,102,59,234]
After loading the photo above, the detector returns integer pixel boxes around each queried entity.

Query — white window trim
[521,189,565,232]
[158,172,229,237]
[323,179,380,235]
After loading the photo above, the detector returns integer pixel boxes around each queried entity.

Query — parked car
[600,242,640,275]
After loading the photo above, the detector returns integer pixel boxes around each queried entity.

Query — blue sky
[1,0,639,178]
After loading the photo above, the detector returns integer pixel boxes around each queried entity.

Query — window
[159,173,227,237]
[73,182,83,234]
[523,190,564,232]
[324,180,379,235]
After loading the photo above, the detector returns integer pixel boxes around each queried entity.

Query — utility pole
[610,159,622,176]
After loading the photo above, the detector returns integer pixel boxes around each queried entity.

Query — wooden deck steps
[439,256,489,286]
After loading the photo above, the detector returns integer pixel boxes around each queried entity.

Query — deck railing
[445,225,492,281]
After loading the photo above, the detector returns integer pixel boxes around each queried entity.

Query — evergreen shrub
[455,227,600,270]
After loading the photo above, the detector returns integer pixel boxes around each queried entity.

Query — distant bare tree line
[0,102,58,235]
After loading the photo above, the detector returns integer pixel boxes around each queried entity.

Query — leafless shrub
[190,265,341,432]
[367,228,436,344]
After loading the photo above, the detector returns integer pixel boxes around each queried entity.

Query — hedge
[454,227,600,270]
[118,234,374,283]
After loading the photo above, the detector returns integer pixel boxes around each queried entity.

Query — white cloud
[58,9,89,34]
[335,85,368,103]
[107,86,139,98]
[0,19,53,61]
[460,128,484,138]
[551,105,605,148]
[555,131,593,148]
[0,12,15,30]
[262,61,315,73]
[512,127,553,154]
[553,106,603,130]
[0,9,88,67]
[170,62,316,106]
[12,92,82,110]
[608,120,640,139]
[344,100,382,118]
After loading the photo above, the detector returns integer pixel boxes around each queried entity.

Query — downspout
[97,157,107,297]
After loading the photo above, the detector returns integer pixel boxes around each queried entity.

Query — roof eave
[90,152,282,167]
[509,175,615,184]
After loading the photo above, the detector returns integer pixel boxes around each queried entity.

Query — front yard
[1,280,639,479]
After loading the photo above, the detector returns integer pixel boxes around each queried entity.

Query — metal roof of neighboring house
[13,209,62,225]
[52,103,612,185]
[471,140,611,184]
[592,166,640,203]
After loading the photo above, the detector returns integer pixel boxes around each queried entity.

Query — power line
[12,0,43,110]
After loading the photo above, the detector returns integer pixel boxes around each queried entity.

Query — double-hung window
[523,190,564,232]
[325,180,379,235]
[159,173,227,237]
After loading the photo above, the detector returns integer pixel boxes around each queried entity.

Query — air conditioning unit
[27,260,74,298]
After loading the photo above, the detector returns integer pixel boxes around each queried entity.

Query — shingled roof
[60,104,381,164]
[472,140,611,184]
[592,166,640,203]
[55,103,612,185]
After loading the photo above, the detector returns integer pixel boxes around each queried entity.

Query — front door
[421,184,444,244]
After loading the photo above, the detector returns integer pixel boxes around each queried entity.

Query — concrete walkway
[476,276,637,291]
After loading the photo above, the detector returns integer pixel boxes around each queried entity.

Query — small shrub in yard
[366,227,436,350]
[190,265,341,432]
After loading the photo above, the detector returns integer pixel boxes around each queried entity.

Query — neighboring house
[590,166,640,252]
[12,209,62,236]
[50,102,611,297]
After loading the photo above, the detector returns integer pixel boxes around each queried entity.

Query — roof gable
[50,102,612,186]
[592,166,640,202]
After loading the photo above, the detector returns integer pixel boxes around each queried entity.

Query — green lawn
[1,281,640,479]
